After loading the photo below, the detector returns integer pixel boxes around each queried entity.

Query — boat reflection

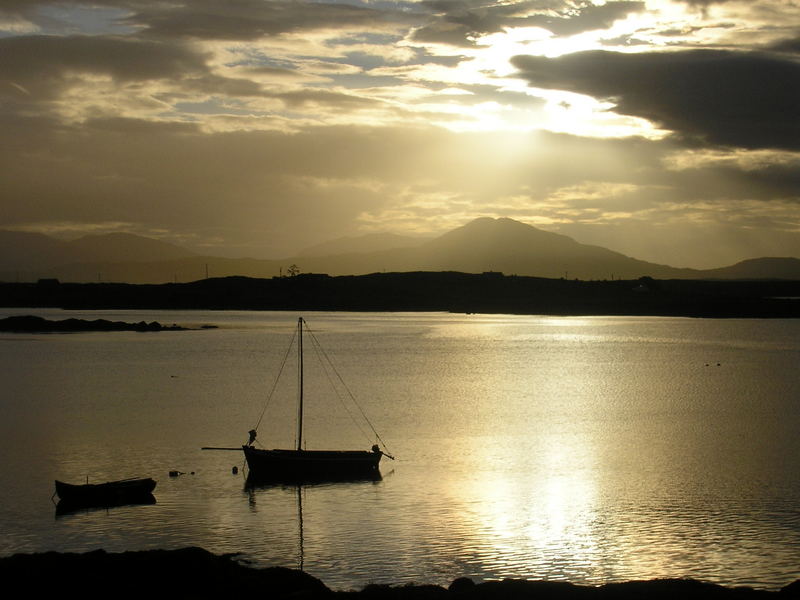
[244,473,385,572]
[55,493,156,517]
[244,469,382,489]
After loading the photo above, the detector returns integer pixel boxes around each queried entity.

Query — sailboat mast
[297,317,304,451]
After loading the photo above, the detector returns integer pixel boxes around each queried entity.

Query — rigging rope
[304,322,393,456]
[308,334,372,445]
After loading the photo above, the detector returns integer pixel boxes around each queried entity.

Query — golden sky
[1,0,799,268]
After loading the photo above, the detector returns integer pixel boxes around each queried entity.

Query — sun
[403,21,668,138]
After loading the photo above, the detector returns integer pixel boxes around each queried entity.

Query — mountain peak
[459,216,532,230]
[432,217,579,249]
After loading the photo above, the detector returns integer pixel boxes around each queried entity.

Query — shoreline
[0,314,193,332]
[2,273,800,318]
[1,547,798,598]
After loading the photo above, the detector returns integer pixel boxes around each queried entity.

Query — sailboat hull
[239,319,390,484]
[243,446,381,482]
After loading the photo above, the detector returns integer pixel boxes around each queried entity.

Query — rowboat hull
[54,478,157,509]
[243,445,381,483]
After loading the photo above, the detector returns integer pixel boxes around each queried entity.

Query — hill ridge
[2,218,799,283]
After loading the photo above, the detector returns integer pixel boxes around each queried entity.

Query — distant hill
[0,231,70,272]
[2,218,800,283]
[700,257,800,280]
[0,230,196,280]
[392,217,698,279]
[65,232,196,264]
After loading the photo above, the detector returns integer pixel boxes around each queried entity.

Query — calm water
[1,309,798,590]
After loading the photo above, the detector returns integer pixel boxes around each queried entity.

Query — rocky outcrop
[0,315,188,332]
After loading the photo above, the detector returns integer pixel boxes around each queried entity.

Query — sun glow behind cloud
[0,0,747,138]
[1,0,799,265]
[384,8,686,136]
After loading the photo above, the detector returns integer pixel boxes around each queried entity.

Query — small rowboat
[54,477,156,508]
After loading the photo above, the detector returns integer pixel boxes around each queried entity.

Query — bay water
[0,309,798,590]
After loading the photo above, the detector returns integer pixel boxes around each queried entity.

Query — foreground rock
[0,548,328,598]
[0,548,797,599]
[0,315,189,332]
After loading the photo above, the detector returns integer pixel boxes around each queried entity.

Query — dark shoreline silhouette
[0,548,797,598]
[0,315,189,332]
[2,272,800,318]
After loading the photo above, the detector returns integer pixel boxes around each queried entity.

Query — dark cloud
[0,34,276,116]
[413,1,645,46]
[672,0,735,18]
[511,49,800,150]
[0,1,39,18]
[411,0,530,46]
[180,74,265,97]
[0,35,208,102]
[273,89,382,110]
[767,37,800,55]
[245,66,309,78]
[532,1,646,36]
[650,22,735,39]
[658,159,800,204]
[1,0,420,40]
[124,0,413,41]
[411,20,478,47]
[82,117,202,134]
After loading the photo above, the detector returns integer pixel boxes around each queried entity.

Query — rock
[780,580,800,598]
[0,547,330,599]
[0,315,190,332]
[448,578,475,594]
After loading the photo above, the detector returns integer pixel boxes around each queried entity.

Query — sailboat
[242,317,392,482]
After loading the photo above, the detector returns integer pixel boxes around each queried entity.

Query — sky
[1,0,799,269]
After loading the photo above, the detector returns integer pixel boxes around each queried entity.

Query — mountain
[2,218,800,283]
[397,217,697,279]
[700,257,800,280]
[0,231,67,272]
[65,233,196,264]
[0,230,195,278]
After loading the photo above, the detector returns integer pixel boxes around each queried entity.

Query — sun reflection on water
[445,423,605,582]
[3,312,800,590]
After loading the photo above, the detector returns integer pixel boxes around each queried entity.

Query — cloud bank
[2,0,799,269]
